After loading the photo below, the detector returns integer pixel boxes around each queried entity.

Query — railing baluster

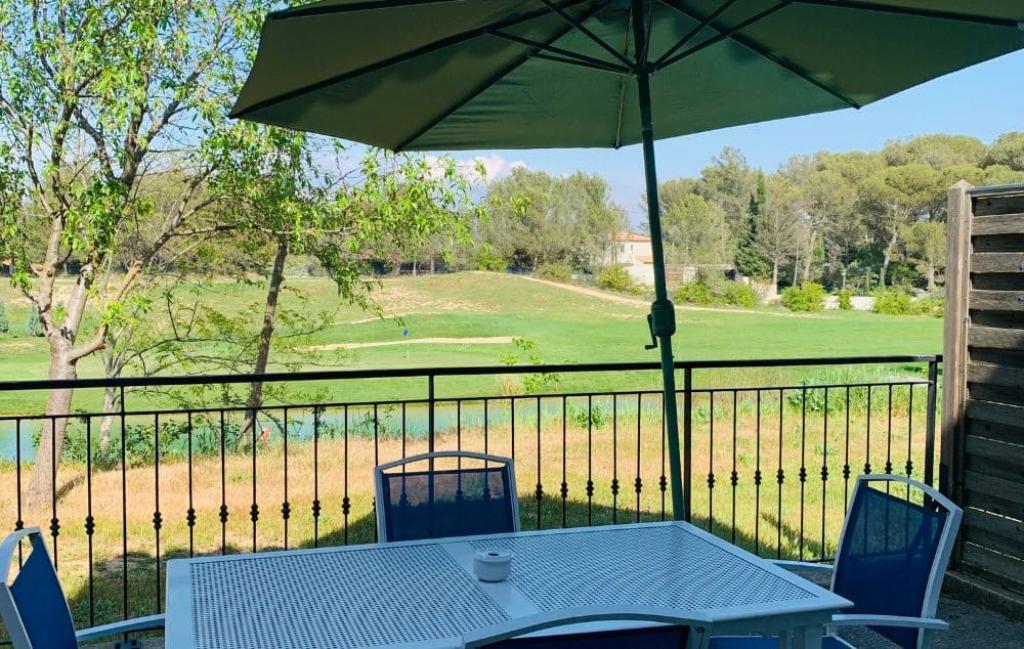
[15,418,23,567]
[924,360,938,487]
[343,405,350,544]
[885,384,894,476]
[187,412,195,557]
[844,387,851,509]
[635,392,642,524]
[50,417,58,569]
[683,367,692,522]
[121,387,129,622]
[250,408,259,553]
[755,390,762,556]
[535,396,542,530]
[484,398,489,456]
[777,389,784,560]
[154,413,162,613]
[821,387,829,560]
[85,416,95,626]
[799,387,807,560]
[282,407,290,550]
[612,394,619,524]
[660,394,667,521]
[864,386,873,475]
[587,394,593,525]
[219,409,228,554]
[708,391,716,532]
[373,403,379,542]
[312,407,320,547]
[731,391,738,545]
[561,396,568,528]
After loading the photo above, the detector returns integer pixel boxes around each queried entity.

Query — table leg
[792,626,823,649]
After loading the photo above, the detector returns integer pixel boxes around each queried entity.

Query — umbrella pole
[635,67,686,522]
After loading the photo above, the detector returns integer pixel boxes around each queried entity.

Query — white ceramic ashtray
[473,549,513,582]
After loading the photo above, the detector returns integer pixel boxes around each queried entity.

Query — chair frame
[0,527,164,649]
[373,450,521,543]
[772,474,962,649]
[462,605,713,649]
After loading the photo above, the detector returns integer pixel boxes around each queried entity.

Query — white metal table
[166,521,850,649]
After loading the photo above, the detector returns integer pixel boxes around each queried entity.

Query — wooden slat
[974,193,1024,217]
[968,326,1024,350]
[965,488,1024,521]
[967,418,1024,445]
[971,253,1024,274]
[972,234,1024,253]
[965,435,1024,467]
[963,510,1024,558]
[973,213,1024,236]
[968,363,1024,390]
[971,290,1024,312]
[965,450,1024,485]
[965,470,1024,505]
[966,399,1024,427]
[962,543,1024,587]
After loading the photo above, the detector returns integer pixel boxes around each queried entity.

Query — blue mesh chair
[462,606,712,649]
[0,527,164,649]
[710,475,962,649]
[374,451,520,543]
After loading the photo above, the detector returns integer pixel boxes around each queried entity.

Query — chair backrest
[374,451,520,543]
[0,528,78,649]
[462,606,710,649]
[831,475,962,649]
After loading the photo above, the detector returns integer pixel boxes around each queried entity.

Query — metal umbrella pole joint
[631,0,686,521]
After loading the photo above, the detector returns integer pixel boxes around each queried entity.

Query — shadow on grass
[48,495,815,646]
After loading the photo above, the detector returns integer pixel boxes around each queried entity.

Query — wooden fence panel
[944,182,1024,597]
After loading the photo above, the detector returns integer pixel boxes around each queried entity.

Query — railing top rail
[967,182,1024,197]
[0,354,941,393]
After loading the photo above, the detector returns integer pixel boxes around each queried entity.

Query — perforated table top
[166,522,848,649]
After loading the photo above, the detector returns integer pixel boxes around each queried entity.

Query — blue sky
[442,50,1024,226]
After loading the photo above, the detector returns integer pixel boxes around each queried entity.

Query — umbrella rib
[531,51,631,74]
[537,0,637,69]
[657,0,861,109]
[613,7,633,149]
[231,0,590,119]
[652,0,741,68]
[394,3,609,151]
[489,29,631,72]
[270,0,464,20]
[656,1,792,69]
[791,1,1022,29]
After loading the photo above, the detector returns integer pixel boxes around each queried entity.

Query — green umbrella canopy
[233,1,1024,521]
[232,1,1024,151]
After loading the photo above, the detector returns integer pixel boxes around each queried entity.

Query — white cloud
[424,154,528,185]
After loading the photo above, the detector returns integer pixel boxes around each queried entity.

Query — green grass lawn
[0,272,942,414]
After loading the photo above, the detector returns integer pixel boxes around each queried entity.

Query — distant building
[605,231,655,285]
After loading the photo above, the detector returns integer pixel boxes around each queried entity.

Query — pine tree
[26,302,44,337]
[0,301,8,334]
[734,173,772,279]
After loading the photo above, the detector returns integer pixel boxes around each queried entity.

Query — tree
[884,134,987,169]
[753,175,806,288]
[698,146,757,231]
[987,132,1024,171]
[734,174,772,280]
[0,300,8,334]
[859,164,940,287]
[658,185,732,264]
[26,302,44,337]
[0,0,268,509]
[902,220,946,291]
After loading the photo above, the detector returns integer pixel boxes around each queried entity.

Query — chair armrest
[829,614,949,632]
[772,560,834,574]
[75,614,165,642]
[0,528,41,582]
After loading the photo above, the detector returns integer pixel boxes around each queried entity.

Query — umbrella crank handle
[645,313,658,350]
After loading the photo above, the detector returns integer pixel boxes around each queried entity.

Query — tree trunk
[926,259,936,292]
[880,225,899,288]
[26,350,77,512]
[99,386,119,456]
[242,235,289,444]
[802,231,816,284]
[771,260,779,291]
[840,267,848,292]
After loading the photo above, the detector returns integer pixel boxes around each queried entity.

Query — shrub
[675,276,758,308]
[0,301,8,334]
[536,262,572,283]
[872,288,913,315]
[837,289,853,311]
[723,282,758,308]
[674,281,714,305]
[25,302,44,337]
[475,248,508,272]
[596,265,641,295]
[912,296,945,318]
[780,282,826,312]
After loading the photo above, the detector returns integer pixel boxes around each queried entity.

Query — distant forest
[471,132,1024,293]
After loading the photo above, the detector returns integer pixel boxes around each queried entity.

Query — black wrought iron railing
[0,354,940,643]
